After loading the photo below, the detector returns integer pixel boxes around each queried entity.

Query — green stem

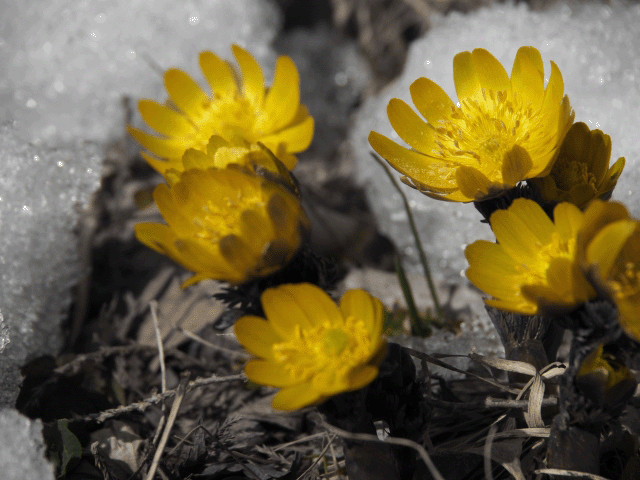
[371,153,443,319]
[395,255,430,336]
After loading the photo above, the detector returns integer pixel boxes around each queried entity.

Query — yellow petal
[566,184,598,209]
[232,44,265,108]
[368,132,456,189]
[164,68,209,120]
[267,193,298,233]
[586,129,611,181]
[453,51,480,100]
[539,61,567,127]
[616,290,640,342]
[174,238,236,279]
[278,283,343,327]
[553,202,584,242]
[262,55,300,132]
[244,359,298,387]
[152,183,184,230]
[470,48,509,93]
[181,148,212,170]
[312,370,349,395]
[239,209,273,253]
[585,220,637,279]
[135,223,177,256]
[510,47,544,108]
[234,315,283,359]
[339,289,385,338]
[491,199,555,260]
[387,98,434,152]
[578,201,630,255]
[453,49,508,100]
[271,383,324,410]
[455,165,491,200]
[262,284,326,337]
[127,126,186,158]
[409,77,454,124]
[501,145,533,185]
[347,365,380,390]
[219,234,260,277]
[137,100,195,137]
[465,242,523,300]
[141,152,182,176]
[261,115,314,153]
[199,50,238,98]
[599,157,625,194]
[485,297,537,315]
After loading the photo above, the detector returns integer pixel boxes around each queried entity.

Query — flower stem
[370,153,443,319]
[395,255,431,336]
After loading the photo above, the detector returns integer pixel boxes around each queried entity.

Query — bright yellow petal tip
[135,168,309,286]
[529,122,625,209]
[234,283,387,410]
[465,198,595,315]
[370,46,574,202]
[129,46,313,173]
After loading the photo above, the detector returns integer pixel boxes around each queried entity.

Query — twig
[175,326,250,359]
[371,152,443,319]
[534,469,610,479]
[145,374,189,480]
[150,301,167,394]
[72,373,245,423]
[273,432,331,451]
[428,396,558,411]
[295,434,338,480]
[403,346,521,394]
[167,424,217,457]
[483,423,497,480]
[317,417,445,480]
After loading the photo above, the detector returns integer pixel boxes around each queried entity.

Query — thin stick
[371,153,443,318]
[73,373,245,423]
[295,434,338,480]
[317,417,445,480]
[150,301,167,394]
[483,423,497,480]
[175,326,250,359]
[273,432,331,451]
[145,375,189,480]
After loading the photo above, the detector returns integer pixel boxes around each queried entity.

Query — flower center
[192,190,263,241]
[517,232,575,285]
[190,95,261,152]
[271,317,373,382]
[553,160,596,190]
[612,259,640,298]
[434,89,538,181]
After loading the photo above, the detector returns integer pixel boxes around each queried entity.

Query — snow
[0,0,281,407]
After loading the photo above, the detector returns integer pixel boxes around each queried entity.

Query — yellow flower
[234,283,387,410]
[465,198,595,315]
[135,168,309,287]
[128,45,314,174]
[529,122,625,209]
[160,136,298,194]
[369,46,574,202]
[578,201,640,342]
[576,344,636,409]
